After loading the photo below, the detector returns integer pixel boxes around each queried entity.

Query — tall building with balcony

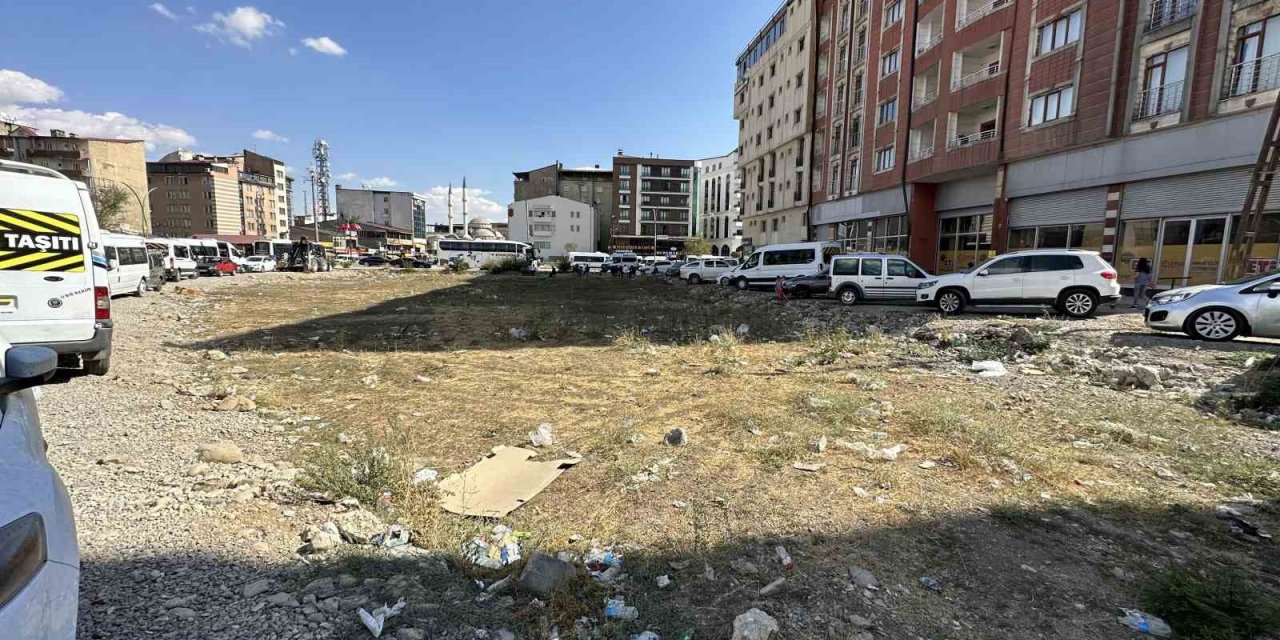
[804,0,1280,288]
[146,155,244,236]
[695,151,744,256]
[736,0,819,250]
[513,163,614,250]
[508,195,598,257]
[244,150,290,238]
[0,128,151,233]
[609,155,696,254]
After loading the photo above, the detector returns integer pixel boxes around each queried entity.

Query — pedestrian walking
[775,275,787,303]
[1132,257,1152,308]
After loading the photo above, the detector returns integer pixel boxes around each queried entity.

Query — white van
[146,238,197,281]
[830,253,932,305]
[568,251,609,272]
[0,159,113,375]
[722,242,841,290]
[102,232,151,297]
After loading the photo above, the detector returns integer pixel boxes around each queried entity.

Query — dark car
[666,260,693,278]
[782,273,832,298]
[403,257,435,268]
[358,255,389,267]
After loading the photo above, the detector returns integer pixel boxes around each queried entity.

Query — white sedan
[243,255,277,272]
[0,340,78,639]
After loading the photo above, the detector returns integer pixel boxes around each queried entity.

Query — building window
[873,145,895,173]
[1136,47,1187,119]
[884,0,903,27]
[847,158,859,192]
[1028,85,1075,125]
[937,213,995,274]
[1225,15,1280,98]
[880,49,900,76]
[1036,10,1082,56]
[1009,223,1105,251]
[828,161,841,196]
[877,97,898,125]
[837,214,909,253]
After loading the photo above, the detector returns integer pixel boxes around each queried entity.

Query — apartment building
[735,0,819,250]
[610,155,697,254]
[146,156,243,236]
[507,195,598,257]
[695,151,745,256]
[804,0,1280,288]
[0,128,150,232]
[244,150,290,237]
[335,186,429,241]
[513,163,614,250]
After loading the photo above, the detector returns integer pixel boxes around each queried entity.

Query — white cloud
[150,3,178,20]
[419,185,506,224]
[196,6,283,48]
[252,128,288,143]
[365,177,396,188]
[1,104,196,152]
[288,47,298,56]
[0,69,63,105]
[301,36,347,57]
[336,172,359,181]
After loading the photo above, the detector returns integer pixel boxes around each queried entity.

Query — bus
[437,239,536,269]
[253,239,293,259]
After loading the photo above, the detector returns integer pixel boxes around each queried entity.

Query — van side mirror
[0,346,57,394]
[108,259,119,270]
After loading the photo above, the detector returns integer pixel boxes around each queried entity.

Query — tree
[683,237,711,257]
[563,242,578,254]
[90,184,131,231]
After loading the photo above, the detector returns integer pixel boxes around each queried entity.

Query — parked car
[0,340,79,640]
[917,249,1120,318]
[243,255,276,272]
[1144,269,1280,341]
[782,273,833,297]
[603,253,640,275]
[665,260,693,278]
[680,258,737,284]
[568,252,610,273]
[0,159,113,376]
[197,256,238,277]
[640,260,674,275]
[722,242,842,290]
[358,255,389,267]
[830,253,932,305]
[145,239,197,281]
[102,232,151,297]
[146,251,166,291]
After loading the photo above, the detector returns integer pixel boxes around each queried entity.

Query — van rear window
[0,208,85,272]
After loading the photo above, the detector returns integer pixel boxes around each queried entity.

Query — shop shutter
[1121,168,1261,219]
[938,206,990,219]
[1009,187,1108,228]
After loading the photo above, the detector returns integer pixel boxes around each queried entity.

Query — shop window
[1116,219,1159,287]
[937,213,994,273]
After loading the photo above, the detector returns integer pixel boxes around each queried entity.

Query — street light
[119,182,157,236]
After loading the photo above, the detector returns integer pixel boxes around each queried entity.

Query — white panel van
[102,232,151,297]
[0,160,112,375]
[722,242,841,290]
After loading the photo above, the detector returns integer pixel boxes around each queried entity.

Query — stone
[849,567,879,589]
[185,462,211,477]
[396,629,426,640]
[204,349,229,361]
[665,428,688,446]
[518,552,577,597]
[811,436,828,453]
[730,558,760,575]
[265,592,299,608]
[1132,365,1162,389]
[758,577,786,596]
[301,577,338,599]
[731,608,779,640]
[196,441,243,464]
[159,398,176,410]
[333,509,384,544]
[215,395,256,412]
[169,607,196,620]
[242,578,272,598]
[337,574,359,589]
[645,367,660,376]
[97,453,133,466]
[849,615,874,629]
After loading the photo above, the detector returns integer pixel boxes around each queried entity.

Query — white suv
[917,250,1120,318]
[680,259,735,284]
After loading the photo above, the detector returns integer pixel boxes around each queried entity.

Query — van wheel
[839,287,860,306]
[936,289,966,315]
[688,274,701,284]
[135,279,147,297]
[735,277,749,291]
[1058,289,1099,319]
[84,354,110,376]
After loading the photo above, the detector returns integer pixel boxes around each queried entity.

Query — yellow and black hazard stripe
[0,209,85,272]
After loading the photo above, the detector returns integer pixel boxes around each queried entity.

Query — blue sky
[1,1,778,222]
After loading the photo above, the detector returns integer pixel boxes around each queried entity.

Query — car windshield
[1221,269,1280,286]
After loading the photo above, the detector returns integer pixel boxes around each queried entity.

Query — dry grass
[194,270,1280,638]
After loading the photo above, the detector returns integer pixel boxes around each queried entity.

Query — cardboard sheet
[438,446,580,517]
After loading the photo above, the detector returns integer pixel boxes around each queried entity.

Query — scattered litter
[758,577,786,596]
[633,633,661,640]
[462,525,526,569]
[529,423,555,448]
[1117,609,1172,637]
[371,525,411,549]
[852,487,871,499]
[356,598,405,637]
[656,575,672,588]
[509,328,529,340]
[970,360,1008,378]
[1215,504,1273,541]
[438,446,581,517]
[518,552,577,597]
[411,468,438,485]
[775,545,793,568]
[918,460,937,469]
[920,576,942,593]
[672,500,688,509]
[792,462,824,472]
[665,428,688,446]
[585,544,624,582]
[730,558,760,575]
[736,323,750,337]
[413,375,432,383]
[604,597,639,621]
[849,567,879,589]
[703,565,716,581]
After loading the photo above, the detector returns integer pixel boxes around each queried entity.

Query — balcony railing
[834,99,846,115]
[912,87,939,109]
[915,32,942,56]
[909,145,935,161]
[852,89,864,106]
[948,128,998,149]
[1133,81,1184,120]
[1222,53,1280,100]
[957,0,1010,28]
[1146,0,1195,32]
[952,61,1002,90]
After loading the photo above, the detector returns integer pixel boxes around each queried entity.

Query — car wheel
[936,289,965,315]
[83,354,110,376]
[135,279,146,297]
[839,287,860,306]
[1188,308,1243,342]
[735,277,749,291]
[1059,290,1099,319]
[688,274,701,284]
